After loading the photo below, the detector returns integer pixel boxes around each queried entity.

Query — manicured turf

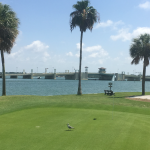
[1,92,150,150]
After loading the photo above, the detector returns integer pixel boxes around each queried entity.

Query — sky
[1,0,150,75]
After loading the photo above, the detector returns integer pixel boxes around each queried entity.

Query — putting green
[1,107,150,150]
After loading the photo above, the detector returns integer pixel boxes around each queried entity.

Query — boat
[37,76,41,79]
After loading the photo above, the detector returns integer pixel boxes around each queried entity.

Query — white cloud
[132,27,150,36]
[95,20,113,28]
[110,27,150,41]
[139,1,150,9]
[89,49,108,58]
[89,53,99,57]
[83,45,108,58]
[25,40,49,52]
[7,40,51,64]
[110,28,131,41]
[94,20,124,29]
[8,49,23,58]
[66,52,73,56]
[84,45,103,52]
[76,43,109,58]
[113,21,124,30]
[76,43,84,49]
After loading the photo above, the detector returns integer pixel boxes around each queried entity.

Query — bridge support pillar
[65,72,88,80]
[10,75,18,79]
[45,73,56,79]
[115,73,125,81]
[23,75,33,79]
[65,74,76,80]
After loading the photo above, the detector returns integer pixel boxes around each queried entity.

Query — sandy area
[126,95,150,102]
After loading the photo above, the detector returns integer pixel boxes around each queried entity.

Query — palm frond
[131,56,140,65]
[0,3,19,53]
[70,0,100,32]
[130,34,150,66]
[73,0,90,11]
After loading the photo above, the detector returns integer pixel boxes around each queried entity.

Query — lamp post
[16,67,18,73]
[108,82,112,91]
[37,67,38,73]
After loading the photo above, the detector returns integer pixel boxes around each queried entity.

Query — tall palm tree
[70,0,100,95]
[0,3,19,96]
[130,34,150,95]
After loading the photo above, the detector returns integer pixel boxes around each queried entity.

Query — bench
[104,90,115,96]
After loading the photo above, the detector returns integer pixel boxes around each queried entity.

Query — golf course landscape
[1,92,150,150]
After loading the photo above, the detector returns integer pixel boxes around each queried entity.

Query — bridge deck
[1,73,75,76]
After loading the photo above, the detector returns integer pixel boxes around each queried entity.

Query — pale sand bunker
[126,95,150,102]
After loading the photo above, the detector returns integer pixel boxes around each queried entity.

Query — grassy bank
[1,92,150,150]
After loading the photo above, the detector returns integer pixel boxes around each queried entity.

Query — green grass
[1,92,150,150]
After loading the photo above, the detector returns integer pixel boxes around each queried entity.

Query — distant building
[98,67,106,73]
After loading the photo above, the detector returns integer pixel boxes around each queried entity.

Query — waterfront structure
[98,67,106,73]
[115,72,143,81]
[0,68,149,81]
[0,67,113,80]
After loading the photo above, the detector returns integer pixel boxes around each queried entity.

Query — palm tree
[0,3,20,96]
[70,0,100,95]
[130,34,150,95]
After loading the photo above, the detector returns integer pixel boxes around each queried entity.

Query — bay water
[0,77,150,96]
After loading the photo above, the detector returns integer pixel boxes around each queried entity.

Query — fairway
[1,93,150,150]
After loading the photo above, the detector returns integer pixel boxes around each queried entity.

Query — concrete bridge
[115,73,150,81]
[0,72,88,80]
[3,72,148,81]
[0,72,114,80]
[88,73,114,80]
[115,73,141,81]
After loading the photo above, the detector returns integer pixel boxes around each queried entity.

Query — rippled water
[0,77,149,96]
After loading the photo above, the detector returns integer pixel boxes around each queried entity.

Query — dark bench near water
[104,90,115,96]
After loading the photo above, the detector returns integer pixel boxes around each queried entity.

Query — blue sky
[1,0,150,74]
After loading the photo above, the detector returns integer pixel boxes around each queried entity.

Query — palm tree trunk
[1,50,6,96]
[142,61,146,95]
[77,30,83,95]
